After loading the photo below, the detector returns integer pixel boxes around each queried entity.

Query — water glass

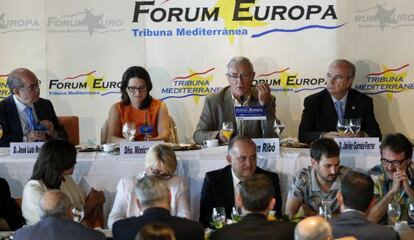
[388,202,401,224]
[71,205,85,223]
[336,119,349,136]
[273,119,285,137]
[0,124,3,139]
[349,118,361,135]
[231,206,241,223]
[318,200,332,220]
[408,203,414,221]
[211,207,226,229]
[222,122,234,143]
[122,122,136,141]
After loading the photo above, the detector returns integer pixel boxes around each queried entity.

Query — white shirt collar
[331,92,348,105]
[231,93,251,107]
[13,95,33,113]
[231,167,242,192]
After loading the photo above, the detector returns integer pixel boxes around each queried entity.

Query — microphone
[239,95,245,137]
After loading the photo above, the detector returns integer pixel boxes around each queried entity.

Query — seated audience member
[331,171,399,239]
[193,56,277,145]
[106,66,170,143]
[286,138,350,219]
[0,68,67,147]
[0,178,24,230]
[108,144,190,228]
[199,136,282,227]
[294,216,333,240]
[21,139,105,225]
[210,174,296,240]
[135,223,176,240]
[298,59,381,144]
[14,190,105,240]
[368,133,414,223]
[112,175,204,240]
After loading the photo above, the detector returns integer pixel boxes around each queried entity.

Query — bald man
[294,216,333,240]
[14,190,104,240]
[0,68,66,147]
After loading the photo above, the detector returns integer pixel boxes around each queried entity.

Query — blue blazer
[0,95,67,147]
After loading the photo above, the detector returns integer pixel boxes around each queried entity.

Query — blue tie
[24,106,35,131]
[335,101,344,121]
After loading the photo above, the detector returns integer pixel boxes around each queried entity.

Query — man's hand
[322,131,340,139]
[390,170,405,194]
[39,120,56,138]
[27,131,47,142]
[256,83,271,106]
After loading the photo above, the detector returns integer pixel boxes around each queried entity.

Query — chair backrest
[100,119,108,144]
[168,115,178,143]
[58,116,80,145]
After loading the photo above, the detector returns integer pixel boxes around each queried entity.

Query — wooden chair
[58,116,80,145]
[167,116,178,143]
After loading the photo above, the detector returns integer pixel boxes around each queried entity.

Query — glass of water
[211,207,226,229]
[318,200,332,220]
[122,122,136,141]
[71,205,85,223]
[388,202,401,225]
[231,206,242,223]
[349,118,361,135]
[273,119,285,137]
[336,119,349,136]
[408,203,414,221]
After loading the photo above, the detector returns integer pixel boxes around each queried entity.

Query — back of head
[40,190,71,219]
[239,174,274,212]
[31,138,77,189]
[135,223,176,240]
[295,216,333,240]
[341,171,373,212]
[145,144,177,176]
[135,175,169,208]
[310,138,339,163]
[380,133,413,160]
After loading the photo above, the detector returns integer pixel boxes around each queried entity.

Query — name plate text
[252,138,280,156]
[235,106,266,120]
[120,141,163,157]
[335,138,380,154]
[10,142,44,157]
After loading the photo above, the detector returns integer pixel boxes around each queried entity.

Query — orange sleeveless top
[116,98,162,141]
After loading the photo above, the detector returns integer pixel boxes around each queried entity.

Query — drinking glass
[211,207,226,229]
[0,124,3,139]
[231,206,241,223]
[349,118,361,135]
[318,200,332,220]
[273,119,285,137]
[336,119,349,136]
[222,122,234,143]
[408,203,414,221]
[71,205,85,223]
[122,122,136,141]
[388,202,401,224]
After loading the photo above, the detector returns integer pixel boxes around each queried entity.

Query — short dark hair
[120,66,153,109]
[341,171,373,211]
[228,136,256,155]
[310,138,340,163]
[380,133,413,160]
[31,139,77,189]
[239,174,274,212]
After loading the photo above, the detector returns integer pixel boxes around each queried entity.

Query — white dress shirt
[107,172,191,229]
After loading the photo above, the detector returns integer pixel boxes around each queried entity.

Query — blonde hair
[135,223,176,240]
[144,144,177,175]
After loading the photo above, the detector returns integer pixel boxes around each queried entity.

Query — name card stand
[252,138,280,156]
[235,106,266,120]
[120,141,163,157]
[334,137,380,154]
[10,142,44,157]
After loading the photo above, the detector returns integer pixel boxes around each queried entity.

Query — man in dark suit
[0,68,66,147]
[199,136,282,227]
[13,190,105,240]
[330,171,399,240]
[113,175,204,240]
[298,59,381,144]
[210,174,295,240]
[193,56,277,145]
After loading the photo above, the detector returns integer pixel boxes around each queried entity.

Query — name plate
[252,138,280,156]
[10,142,44,157]
[334,138,380,154]
[120,141,163,157]
[235,106,266,120]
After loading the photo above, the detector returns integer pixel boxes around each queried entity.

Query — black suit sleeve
[199,173,214,227]
[266,172,282,217]
[0,178,24,230]
[298,97,322,144]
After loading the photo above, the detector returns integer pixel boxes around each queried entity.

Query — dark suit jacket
[298,89,382,144]
[13,216,105,240]
[330,211,400,240]
[199,165,282,227]
[0,178,24,230]
[210,213,296,240]
[0,95,67,147]
[112,207,204,240]
[193,86,277,144]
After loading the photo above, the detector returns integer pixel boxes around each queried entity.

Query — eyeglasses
[149,168,173,179]
[20,80,41,92]
[226,72,252,81]
[127,86,147,93]
[380,158,409,167]
[326,73,348,81]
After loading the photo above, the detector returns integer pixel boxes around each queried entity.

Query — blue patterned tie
[335,101,344,121]
[24,106,35,131]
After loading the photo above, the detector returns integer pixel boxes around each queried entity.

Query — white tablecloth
[0,146,381,225]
